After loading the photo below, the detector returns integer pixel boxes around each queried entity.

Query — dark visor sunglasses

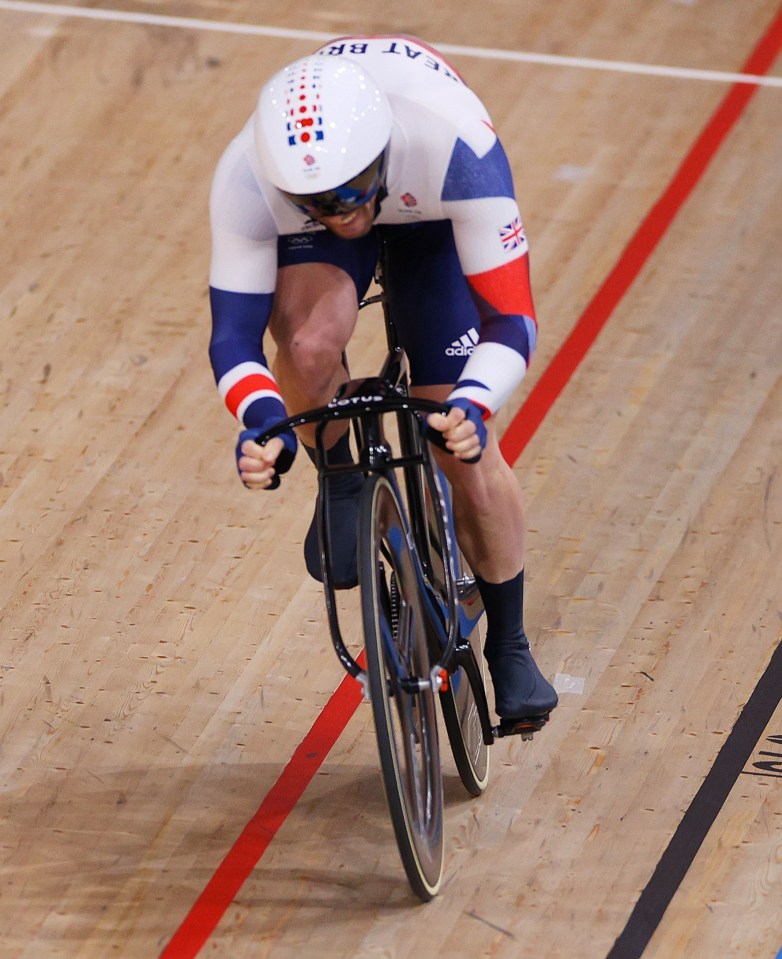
[279,150,388,218]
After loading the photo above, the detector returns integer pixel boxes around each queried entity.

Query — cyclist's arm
[441,134,537,418]
[208,134,288,433]
[208,285,286,430]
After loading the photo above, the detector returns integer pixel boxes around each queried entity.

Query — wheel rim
[361,476,444,898]
[419,471,490,795]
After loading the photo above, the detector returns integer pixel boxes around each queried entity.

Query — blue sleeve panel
[208,287,274,383]
[441,137,516,202]
[467,283,535,363]
[478,312,534,361]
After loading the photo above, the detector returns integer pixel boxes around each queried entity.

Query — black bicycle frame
[251,239,501,747]
[256,378,459,673]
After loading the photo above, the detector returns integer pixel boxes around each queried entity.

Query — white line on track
[1,0,781,88]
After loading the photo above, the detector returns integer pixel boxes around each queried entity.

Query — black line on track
[606,638,782,959]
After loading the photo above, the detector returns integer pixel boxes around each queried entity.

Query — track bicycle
[256,241,550,900]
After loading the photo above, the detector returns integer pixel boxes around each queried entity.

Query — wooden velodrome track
[1,1,781,956]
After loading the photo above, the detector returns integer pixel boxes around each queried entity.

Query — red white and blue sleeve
[208,135,286,432]
[440,124,537,419]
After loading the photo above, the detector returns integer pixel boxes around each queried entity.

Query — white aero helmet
[254,55,392,217]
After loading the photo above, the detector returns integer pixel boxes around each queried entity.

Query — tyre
[439,581,490,796]
[421,470,490,796]
[358,473,444,901]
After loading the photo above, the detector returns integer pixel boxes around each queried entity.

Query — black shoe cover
[485,644,559,719]
[303,474,363,589]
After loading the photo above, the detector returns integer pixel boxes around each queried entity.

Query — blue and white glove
[235,423,297,490]
[425,397,488,464]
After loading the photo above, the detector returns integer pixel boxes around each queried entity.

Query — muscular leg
[414,383,557,719]
[268,261,359,446]
[412,385,525,582]
[268,260,363,588]
[446,434,525,583]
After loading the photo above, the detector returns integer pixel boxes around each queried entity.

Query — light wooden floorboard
[1,2,780,957]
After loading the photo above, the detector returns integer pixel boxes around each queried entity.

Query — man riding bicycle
[208,35,558,723]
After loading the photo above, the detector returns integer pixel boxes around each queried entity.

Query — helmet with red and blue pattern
[254,55,392,217]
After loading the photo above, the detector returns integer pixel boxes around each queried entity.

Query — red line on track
[159,655,365,958]
[160,9,782,955]
[500,3,782,464]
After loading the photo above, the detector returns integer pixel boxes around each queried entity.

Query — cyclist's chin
[319,204,376,239]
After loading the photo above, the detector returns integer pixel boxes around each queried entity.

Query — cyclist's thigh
[270,228,378,346]
[380,221,478,387]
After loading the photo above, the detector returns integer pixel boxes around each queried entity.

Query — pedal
[492,712,550,741]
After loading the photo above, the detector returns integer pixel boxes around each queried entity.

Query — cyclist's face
[317,198,377,239]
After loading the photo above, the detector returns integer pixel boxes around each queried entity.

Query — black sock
[303,431,361,494]
[475,569,557,717]
[303,429,353,466]
[475,569,529,656]
[302,430,362,588]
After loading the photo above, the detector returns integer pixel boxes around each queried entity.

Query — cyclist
[209,35,558,723]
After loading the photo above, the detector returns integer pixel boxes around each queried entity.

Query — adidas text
[445,328,479,357]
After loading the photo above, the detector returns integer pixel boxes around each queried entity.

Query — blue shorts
[277,221,479,387]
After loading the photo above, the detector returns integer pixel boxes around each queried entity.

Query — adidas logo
[445,328,479,356]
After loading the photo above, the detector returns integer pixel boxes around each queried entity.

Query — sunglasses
[279,150,387,218]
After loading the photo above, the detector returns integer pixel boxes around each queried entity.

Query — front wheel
[358,473,444,901]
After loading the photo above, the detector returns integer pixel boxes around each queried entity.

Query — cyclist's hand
[426,398,487,464]
[235,426,297,490]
